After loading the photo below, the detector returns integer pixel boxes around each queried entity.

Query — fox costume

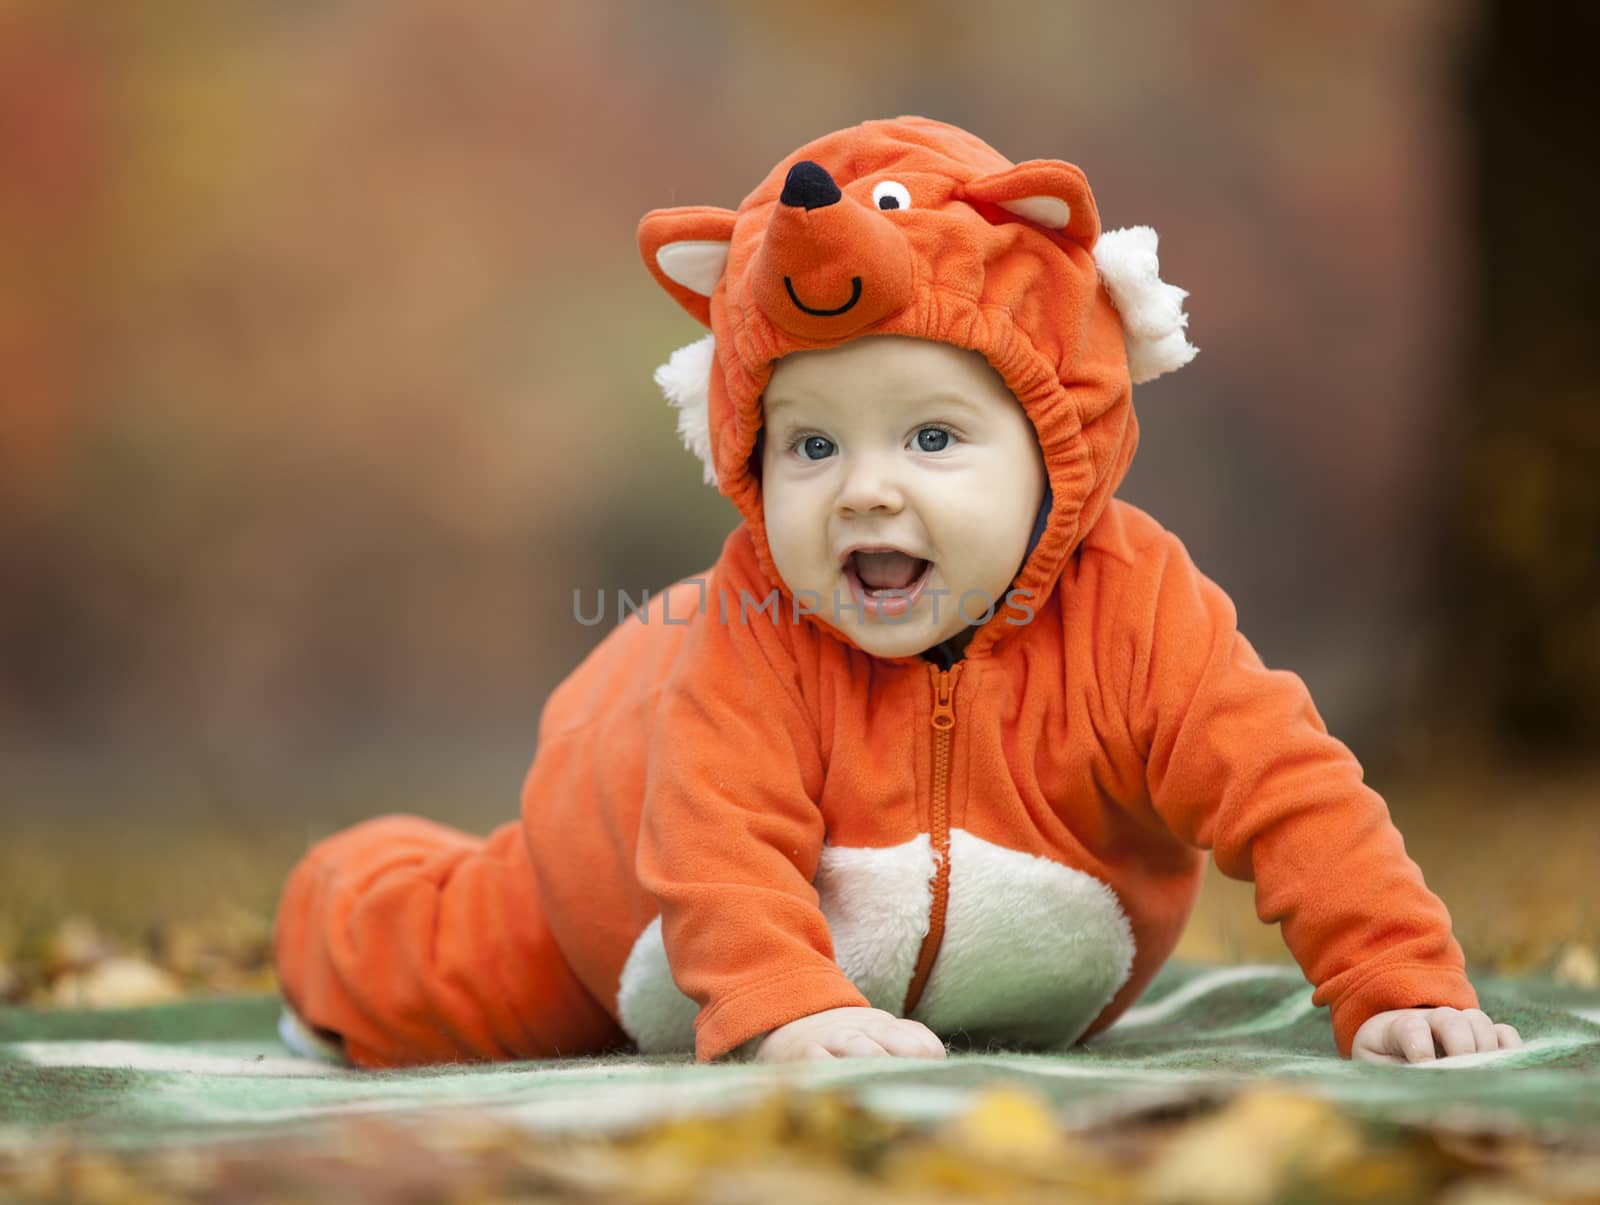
[273,116,1478,1068]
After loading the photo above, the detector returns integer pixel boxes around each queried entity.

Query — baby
[274,116,1520,1068]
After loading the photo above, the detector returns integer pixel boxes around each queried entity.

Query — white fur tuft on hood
[653,333,718,487]
[1093,226,1199,384]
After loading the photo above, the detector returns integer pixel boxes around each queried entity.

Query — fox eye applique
[872,180,912,211]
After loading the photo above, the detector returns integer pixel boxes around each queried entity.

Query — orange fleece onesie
[273,116,1478,1067]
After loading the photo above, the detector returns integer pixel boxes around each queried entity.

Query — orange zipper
[903,662,960,1014]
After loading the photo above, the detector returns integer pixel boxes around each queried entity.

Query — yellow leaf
[944,1086,1063,1166]
[50,956,183,1009]
[1553,943,1599,988]
[1143,1087,1364,1205]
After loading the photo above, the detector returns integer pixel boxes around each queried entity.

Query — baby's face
[761,336,1047,660]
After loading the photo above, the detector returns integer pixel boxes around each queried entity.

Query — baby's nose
[835,456,905,514]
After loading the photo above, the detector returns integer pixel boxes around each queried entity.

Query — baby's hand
[1351,1007,1523,1063]
[748,1006,947,1062]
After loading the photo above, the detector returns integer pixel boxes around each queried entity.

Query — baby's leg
[274,815,623,1067]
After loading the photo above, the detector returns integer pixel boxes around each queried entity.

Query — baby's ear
[638,206,739,329]
[960,160,1100,249]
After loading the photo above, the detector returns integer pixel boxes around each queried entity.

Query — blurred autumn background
[1,0,1596,1005]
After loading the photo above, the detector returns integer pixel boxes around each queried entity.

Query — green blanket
[3,963,1597,1151]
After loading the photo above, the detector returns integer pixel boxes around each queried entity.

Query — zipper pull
[931,666,958,731]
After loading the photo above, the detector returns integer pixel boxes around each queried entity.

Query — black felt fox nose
[780,161,842,211]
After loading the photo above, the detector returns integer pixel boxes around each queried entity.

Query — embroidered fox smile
[784,275,863,316]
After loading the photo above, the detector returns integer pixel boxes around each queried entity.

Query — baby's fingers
[1461,1009,1498,1053]
[831,1031,892,1059]
[1437,1009,1526,1057]
[1390,1013,1438,1062]
[1431,1009,1478,1058]
[1494,1023,1523,1050]
[874,1020,947,1060]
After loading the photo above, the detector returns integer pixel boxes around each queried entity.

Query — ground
[2,764,1596,1202]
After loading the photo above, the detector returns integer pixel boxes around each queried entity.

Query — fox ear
[637,206,739,329]
[961,160,1100,249]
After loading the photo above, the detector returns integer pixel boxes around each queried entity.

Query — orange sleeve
[1113,530,1477,1057]
[635,555,870,1062]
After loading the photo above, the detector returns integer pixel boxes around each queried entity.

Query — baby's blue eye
[799,435,835,460]
[916,427,950,452]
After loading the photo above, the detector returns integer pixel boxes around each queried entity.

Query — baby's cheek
[766,538,817,598]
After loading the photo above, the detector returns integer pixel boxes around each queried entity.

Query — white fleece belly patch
[614,832,1134,1054]
[910,830,1136,1049]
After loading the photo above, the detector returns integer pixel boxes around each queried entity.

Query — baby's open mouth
[842,550,933,619]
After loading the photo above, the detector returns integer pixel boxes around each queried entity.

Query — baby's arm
[1109,522,1508,1058]
[635,541,884,1061]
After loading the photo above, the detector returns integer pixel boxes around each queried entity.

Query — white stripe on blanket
[9,1041,353,1078]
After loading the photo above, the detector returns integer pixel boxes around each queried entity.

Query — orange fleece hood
[638,115,1197,659]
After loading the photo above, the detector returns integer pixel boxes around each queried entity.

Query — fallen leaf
[50,955,184,1009]
[36,917,116,980]
[1553,943,1599,988]
[943,1086,1067,1167]
[1142,1086,1365,1205]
